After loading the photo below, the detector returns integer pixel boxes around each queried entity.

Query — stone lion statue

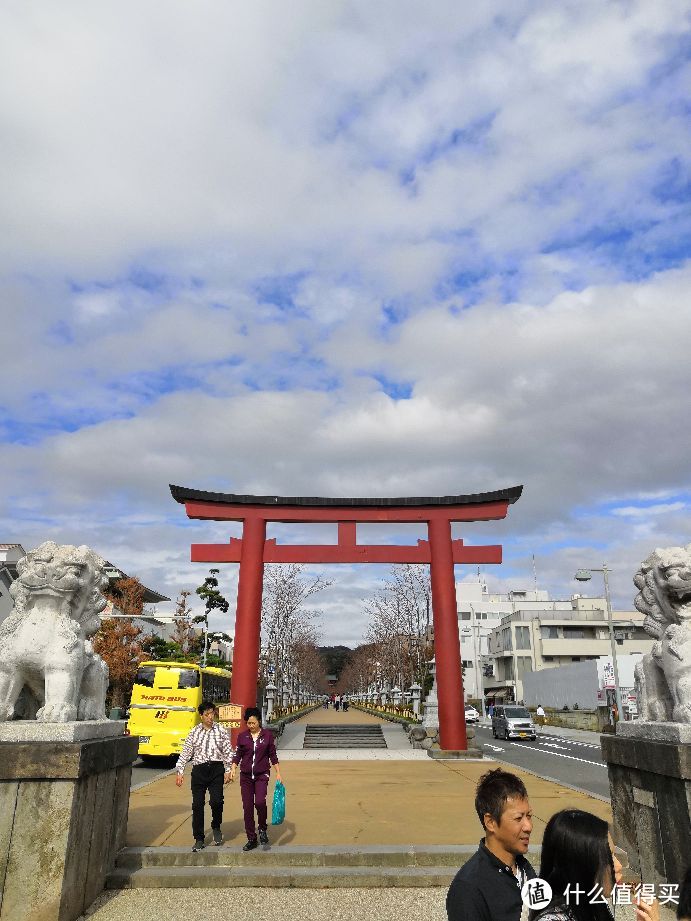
[633,543,691,723]
[0,541,110,722]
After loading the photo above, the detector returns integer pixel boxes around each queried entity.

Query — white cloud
[612,503,686,518]
[2,1,691,644]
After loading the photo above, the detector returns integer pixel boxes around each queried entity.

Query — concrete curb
[108,845,543,889]
[130,766,178,793]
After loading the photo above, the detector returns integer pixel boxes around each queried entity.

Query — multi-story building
[456,582,565,703]
[485,596,653,703]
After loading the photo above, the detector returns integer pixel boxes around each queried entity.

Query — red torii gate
[171,484,522,751]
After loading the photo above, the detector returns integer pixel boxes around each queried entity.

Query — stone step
[302,724,387,750]
[302,724,383,730]
[303,734,385,739]
[107,864,457,888]
[302,731,384,736]
[303,742,388,748]
[115,845,474,870]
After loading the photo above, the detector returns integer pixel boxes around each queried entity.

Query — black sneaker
[212,828,223,846]
[242,838,258,852]
[192,839,206,852]
[258,828,269,845]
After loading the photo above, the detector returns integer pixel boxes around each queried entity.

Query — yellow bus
[126,660,232,759]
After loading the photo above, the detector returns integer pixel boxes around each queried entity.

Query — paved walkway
[279,706,427,756]
[126,710,612,848]
[79,889,677,921]
[80,888,448,920]
[77,712,681,921]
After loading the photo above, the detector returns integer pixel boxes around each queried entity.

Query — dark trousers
[240,773,269,840]
[191,761,225,841]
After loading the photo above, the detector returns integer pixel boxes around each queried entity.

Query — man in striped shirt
[175,700,234,852]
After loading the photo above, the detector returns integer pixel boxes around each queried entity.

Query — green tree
[194,568,230,666]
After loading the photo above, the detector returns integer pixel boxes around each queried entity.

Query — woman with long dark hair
[529,809,658,921]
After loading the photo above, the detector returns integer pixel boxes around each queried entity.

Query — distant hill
[317,645,353,679]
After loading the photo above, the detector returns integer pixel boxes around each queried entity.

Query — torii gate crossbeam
[171,484,522,751]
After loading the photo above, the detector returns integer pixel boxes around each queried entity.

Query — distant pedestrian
[343,697,349,712]
[334,697,340,711]
[446,768,535,921]
[230,707,282,850]
[175,700,234,852]
[536,705,546,727]
[489,704,495,719]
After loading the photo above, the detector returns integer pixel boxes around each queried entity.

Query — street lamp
[574,564,623,722]
[469,604,486,718]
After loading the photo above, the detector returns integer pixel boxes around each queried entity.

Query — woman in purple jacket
[229,707,282,850]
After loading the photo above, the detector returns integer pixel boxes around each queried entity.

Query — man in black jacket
[446,768,536,921]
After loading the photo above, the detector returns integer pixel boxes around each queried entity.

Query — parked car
[491,704,536,741]
[464,705,480,723]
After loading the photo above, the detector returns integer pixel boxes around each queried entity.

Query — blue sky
[1,1,691,644]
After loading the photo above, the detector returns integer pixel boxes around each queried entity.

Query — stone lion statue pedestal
[0,542,138,921]
[601,544,691,890]
[602,720,691,889]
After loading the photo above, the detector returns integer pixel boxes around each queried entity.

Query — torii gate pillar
[428,516,466,747]
[232,515,266,731]
[171,484,523,750]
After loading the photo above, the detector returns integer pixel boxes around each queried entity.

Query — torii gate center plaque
[171,484,522,751]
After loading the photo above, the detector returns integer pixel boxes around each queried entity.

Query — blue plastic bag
[271,780,286,825]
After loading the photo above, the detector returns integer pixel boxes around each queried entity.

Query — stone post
[410,683,422,717]
[265,683,276,721]
[422,668,439,733]
[392,686,402,707]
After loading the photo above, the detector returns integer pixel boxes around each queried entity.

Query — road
[473,725,611,799]
[131,756,176,789]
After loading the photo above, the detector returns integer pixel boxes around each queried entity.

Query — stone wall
[528,707,600,731]
[0,734,138,921]
[602,731,691,887]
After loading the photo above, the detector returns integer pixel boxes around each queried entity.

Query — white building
[456,581,561,702]
[0,544,25,624]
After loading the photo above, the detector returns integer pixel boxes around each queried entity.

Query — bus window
[135,666,156,687]
[176,669,201,689]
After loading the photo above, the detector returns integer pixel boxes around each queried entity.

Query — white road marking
[536,735,599,749]
[509,741,606,767]
[483,743,505,752]
[540,742,568,750]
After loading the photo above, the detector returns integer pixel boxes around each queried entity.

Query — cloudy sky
[2,1,690,646]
